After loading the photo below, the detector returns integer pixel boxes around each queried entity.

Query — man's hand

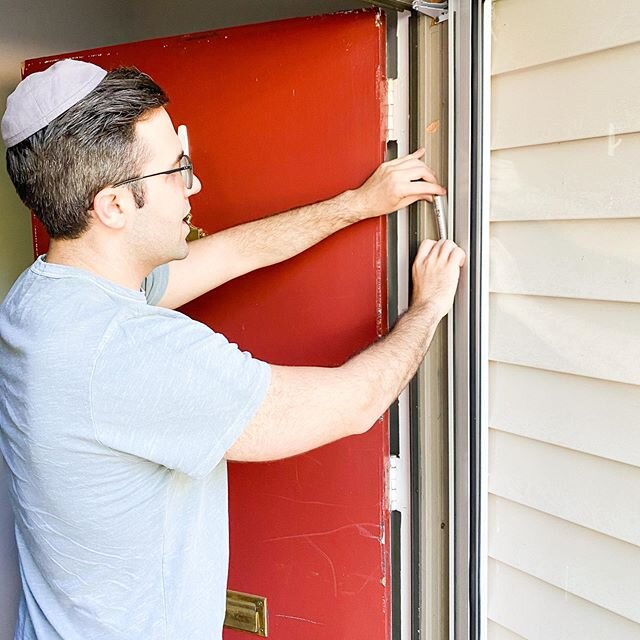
[411,238,466,320]
[348,148,446,220]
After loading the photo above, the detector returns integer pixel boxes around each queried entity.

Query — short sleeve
[90,308,271,478]
[141,263,170,306]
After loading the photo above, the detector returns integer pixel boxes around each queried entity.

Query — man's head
[3,60,201,267]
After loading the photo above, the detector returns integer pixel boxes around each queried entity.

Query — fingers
[414,238,438,263]
[411,239,466,317]
[438,240,467,264]
[386,148,432,172]
[437,239,456,259]
[402,180,447,197]
[358,148,445,218]
[415,238,448,266]
[401,147,425,160]
[397,163,439,184]
[452,246,466,266]
[438,242,466,268]
[386,156,445,197]
[416,239,466,265]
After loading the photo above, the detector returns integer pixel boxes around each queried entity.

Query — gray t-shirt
[0,256,271,639]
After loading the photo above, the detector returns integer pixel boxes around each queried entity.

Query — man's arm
[226,238,464,462]
[157,149,444,309]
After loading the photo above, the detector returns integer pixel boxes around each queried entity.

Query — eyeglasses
[112,154,194,190]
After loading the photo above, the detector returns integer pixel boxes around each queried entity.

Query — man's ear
[90,187,131,230]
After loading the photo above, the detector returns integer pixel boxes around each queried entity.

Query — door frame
[364,5,449,638]
[365,2,491,640]
[411,11,450,640]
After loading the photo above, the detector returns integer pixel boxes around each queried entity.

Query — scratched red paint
[26,10,390,639]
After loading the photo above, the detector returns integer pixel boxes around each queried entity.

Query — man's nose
[187,174,202,196]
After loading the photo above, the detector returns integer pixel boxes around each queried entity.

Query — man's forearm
[226,302,443,462]
[342,302,441,430]
[212,189,362,271]
[226,238,464,462]
[158,190,361,309]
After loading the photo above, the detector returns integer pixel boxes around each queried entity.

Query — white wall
[487,0,640,637]
[0,1,367,636]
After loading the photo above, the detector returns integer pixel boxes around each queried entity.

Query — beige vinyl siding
[491,134,640,221]
[490,364,640,469]
[489,560,640,640]
[490,430,640,548]
[491,0,640,75]
[487,621,526,640]
[490,220,640,302]
[492,43,640,150]
[491,295,640,385]
[489,496,640,622]
[488,1,640,637]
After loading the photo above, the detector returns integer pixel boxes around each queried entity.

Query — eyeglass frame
[112,154,194,190]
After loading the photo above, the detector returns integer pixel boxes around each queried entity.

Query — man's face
[126,107,201,266]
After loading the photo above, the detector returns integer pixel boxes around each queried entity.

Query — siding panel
[489,362,640,468]
[492,0,640,75]
[488,559,640,640]
[491,133,640,222]
[489,430,640,547]
[490,219,640,302]
[491,43,640,149]
[489,495,640,623]
[487,620,526,640]
[488,1,640,636]
[490,293,640,385]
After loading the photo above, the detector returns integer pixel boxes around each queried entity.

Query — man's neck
[46,237,151,292]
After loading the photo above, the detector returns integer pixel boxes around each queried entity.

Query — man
[0,60,464,639]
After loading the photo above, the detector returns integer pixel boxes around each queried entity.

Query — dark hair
[6,66,169,239]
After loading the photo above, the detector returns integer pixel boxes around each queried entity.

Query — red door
[26,10,390,639]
